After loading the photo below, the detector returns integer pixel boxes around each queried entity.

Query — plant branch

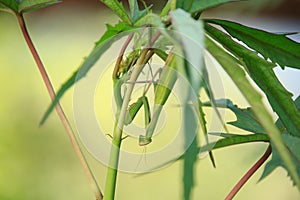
[16,13,103,200]
[225,145,272,200]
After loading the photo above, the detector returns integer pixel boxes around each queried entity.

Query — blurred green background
[0,0,300,199]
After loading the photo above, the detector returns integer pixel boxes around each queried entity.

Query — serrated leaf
[96,21,132,45]
[101,0,131,24]
[199,62,228,167]
[203,98,265,133]
[260,134,300,185]
[176,0,238,13]
[205,24,300,137]
[201,63,228,129]
[206,19,300,69]
[197,99,216,167]
[295,95,300,108]
[40,21,133,125]
[200,133,270,152]
[205,97,300,135]
[205,35,300,190]
[144,131,270,173]
[276,95,300,134]
[129,0,152,24]
[0,0,60,13]
[200,62,231,142]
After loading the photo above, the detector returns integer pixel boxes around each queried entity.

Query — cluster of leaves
[2,0,300,199]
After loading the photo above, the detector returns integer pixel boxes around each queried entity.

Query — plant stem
[225,145,272,200]
[16,13,103,200]
[104,49,154,200]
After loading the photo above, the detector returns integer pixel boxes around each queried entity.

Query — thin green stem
[225,145,272,200]
[16,13,103,200]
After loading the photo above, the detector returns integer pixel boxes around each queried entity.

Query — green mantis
[115,47,217,172]
[124,95,151,127]
[113,48,141,111]
[116,49,141,79]
[113,46,178,146]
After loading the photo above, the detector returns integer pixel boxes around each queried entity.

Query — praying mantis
[111,34,216,169]
[112,42,177,146]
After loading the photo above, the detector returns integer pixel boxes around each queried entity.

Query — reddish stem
[16,12,103,200]
[113,34,134,79]
[225,145,272,200]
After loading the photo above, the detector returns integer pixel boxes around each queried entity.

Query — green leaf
[205,24,300,137]
[96,21,132,45]
[40,21,133,125]
[205,35,300,190]
[170,9,204,200]
[206,97,300,135]
[295,95,300,107]
[153,49,168,61]
[183,106,198,200]
[101,0,131,24]
[200,133,270,152]
[276,95,300,134]
[19,0,59,13]
[170,8,204,92]
[0,0,18,12]
[199,63,230,167]
[160,0,170,16]
[260,134,300,185]
[176,0,238,13]
[133,12,164,27]
[198,99,216,167]
[0,0,60,13]
[200,62,230,135]
[133,13,175,47]
[146,132,270,173]
[206,19,300,70]
[128,0,152,24]
[203,98,265,134]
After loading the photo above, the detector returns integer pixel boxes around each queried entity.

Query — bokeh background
[1,0,300,199]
